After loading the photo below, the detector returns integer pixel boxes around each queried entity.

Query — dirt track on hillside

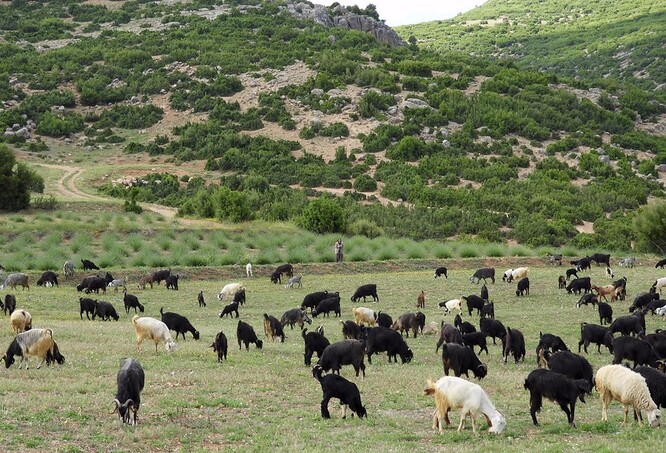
[34,163,223,228]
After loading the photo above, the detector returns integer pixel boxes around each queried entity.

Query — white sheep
[352,307,376,326]
[438,299,462,315]
[10,309,32,334]
[650,277,666,294]
[217,282,245,300]
[502,267,528,283]
[595,364,660,427]
[132,315,176,353]
[424,376,506,434]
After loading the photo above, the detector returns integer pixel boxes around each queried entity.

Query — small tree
[0,145,44,211]
[634,202,666,254]
[298,198,346,234]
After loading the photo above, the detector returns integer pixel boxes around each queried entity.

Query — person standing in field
[334,238,344,262]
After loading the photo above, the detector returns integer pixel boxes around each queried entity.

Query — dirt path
[33,163,223,228]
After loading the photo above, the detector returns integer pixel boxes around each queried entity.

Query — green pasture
[0,264,665,452]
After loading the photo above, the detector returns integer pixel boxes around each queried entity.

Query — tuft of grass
[510,245,532,257]
[459,246,479,258]
[377,246,398,261]
[485,245,506,257]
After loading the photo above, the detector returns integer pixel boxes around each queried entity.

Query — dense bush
[0,146,44,211]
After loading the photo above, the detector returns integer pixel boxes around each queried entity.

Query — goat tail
[160,307,164,315]
[45,328,53,339]
[312,364,324,382]
[263,313,270,320]
[301,328,308,339]
[424,378,436,396]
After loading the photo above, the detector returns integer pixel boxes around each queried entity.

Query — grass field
[1,263,665,452]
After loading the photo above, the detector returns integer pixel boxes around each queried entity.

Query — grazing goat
[376,311,393,329]
[576,293,598,308]
[565,268,579,280]
[312,364,366,419]
[436,322,464,352]
[270,263,294,284]
[352,307,377,326]
[462,332,489,355]
[392,312,423,338]
[132,316,176,353]
[609,315,644,337]
[558,275,566,289]
[217,283,245,300]
[301,291,333,313]
[463,294,485,316]
[3,294,16,315]
[592,284,617,303]
[0,273,29,291]
[284,274,302,289]
[612,336,658,368]
[93,300,119,321]
[160,308,199,340]
[63,260,74,277]
[441,343,487,379]
[635,366,666,409]
[480,302,495,319]
[263,313,286,343]
[236,320,263,350]
[312,295,341,318]
[303,327,330,366]
[619,257,636,268]
[546,351,594,391]
[317,340,366,377]
[351,284,379,303]
[211,331,228,362]
[434,267,448,278]
[439,298,462,315]
[590,253,611,267]
[219,301,240,319]
[108,278,127,293]
[502,327,526,364]
[425,376,505,434]
[605,266,614,279]
[36,271,58,287]
[416,291,425,308]
[79,297,96,320]
[197,291,206,307]
[113,358,145,426]
[480,317,506,345]
[470,267,495,284]
[2,328,55,369]
[454,314,476,334]
[595,365,660,427]
[598,302,613,325]
[340,320,365,340]
[655,258,666,269]
[365,327,413,364]
[480,284,489,301]
[537,332,569,354]
[137,274,153,290]
[123,292,144,314]
[546,253,562,265]
[165,275,179,290]
[81,259,100,271]
[503,267,528,283]
[281,308,312,329]
[10,309,32,333]
[650,277,666,294]
[515,277,530,296]
[578,323,613,354]
[566,277,591,295]
[524,368,590,427]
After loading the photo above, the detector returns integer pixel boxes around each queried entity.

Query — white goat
[217,282,245,300]
[425,376,506,434]
[650,277,666,294]
[132,316,176,353]
[352,307,376,326]
[246,263,253,278]
[438,299,462,315]
[10,309,32,334]
[1,328,55,369]
[284,274,302,289]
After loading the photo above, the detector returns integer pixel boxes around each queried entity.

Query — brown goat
[417,291,425,309]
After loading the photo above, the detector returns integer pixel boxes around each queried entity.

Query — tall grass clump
[126,234,145,253]
[41,232,63,248]
[430,242,453,259]
[459,246,480,258]
[184,253,208,267]
[509,245,532,257]
[348,246,371,262]
[561,246,580,257]
[377,245,398,261]
[34,249,63,271]
[255,250,283,265]
[131,250,153,267]
[148,253,169,268]
[97,251,125,269]
[485,244,506,257]
[211,231,230,250]
[69,232,92,255]
[286,246,313,264]
[405,242,426,259]
[101,232,122,252]
[7,232,33,253]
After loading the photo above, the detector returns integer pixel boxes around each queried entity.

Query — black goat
[454,314,476,334]
[515,277,530,296]
[113,358,145,426]
[524,368,589,427]
[441,343,487,379]
[434,267,448,279]
[123,292,144,314]
[598,302,613,325]
[462,331,489,355]
[340,320,365,340]
[480,317,506,344]
[609,315,644,337]
[350,284,379,303]
[93,300,119,321]
[36,271,58,287]
[81,259,100,271]
[436,322,464,352]
[547,351,594,392]
[612,336,659,368]
[463,295,485,316]
[160,308,199,340]
[317,340,366,377]
[376,311,393,329]
[79,297,96,320]
[211,331,228,362]
[165,274,179,290]
[301,291,332,313]
[3,294,16,315]
[303,327,330,366]
[237,320,263,350]
[312,364,366,419]
[197,291,206,307]
[219,301,240,318]
[635,366,666,409]
[365,327,413,364]
[502,327,526,364]
[578,323,613,354]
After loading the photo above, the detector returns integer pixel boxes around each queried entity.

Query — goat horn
[122,399,134,409]
[112,399,121,413]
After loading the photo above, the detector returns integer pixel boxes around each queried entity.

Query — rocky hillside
[1,0,665,252]
[398,0,666,90]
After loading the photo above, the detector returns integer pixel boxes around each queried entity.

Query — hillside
[397,0,666,90]
[1,0,666,252]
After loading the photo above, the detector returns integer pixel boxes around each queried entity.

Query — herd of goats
[1,252,666,433]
